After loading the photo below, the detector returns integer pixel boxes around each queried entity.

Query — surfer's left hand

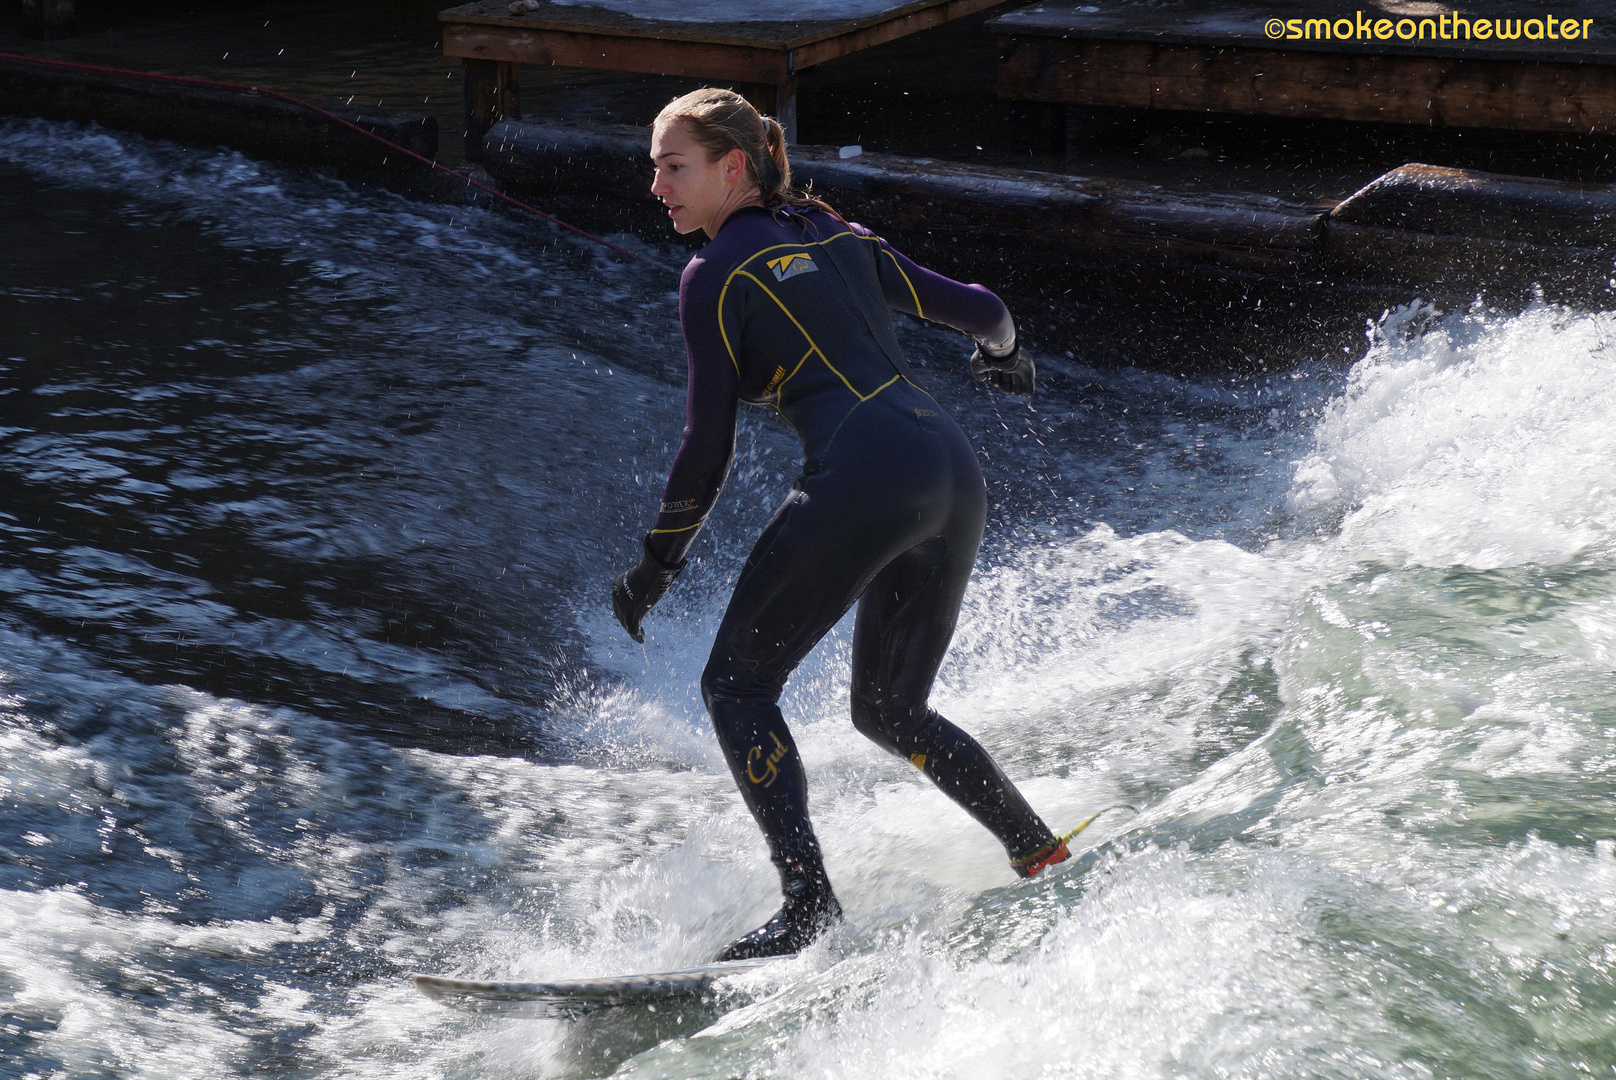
[970,339,1035,396]
[612,539,684,643]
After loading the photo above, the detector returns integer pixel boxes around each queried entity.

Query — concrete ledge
[0,53,437,170]
[482,117,1327,275]
[486,120,1616,307]
[1331,162,1616,249]
[1323,162,1616,301]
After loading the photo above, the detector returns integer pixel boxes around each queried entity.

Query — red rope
[0,49,643,260]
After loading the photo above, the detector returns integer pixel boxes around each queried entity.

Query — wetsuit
[645,206,1056,927]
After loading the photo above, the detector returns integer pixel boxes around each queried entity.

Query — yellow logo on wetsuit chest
[767,252,818,281]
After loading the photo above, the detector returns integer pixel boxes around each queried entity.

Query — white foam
[1290,302,1616,570]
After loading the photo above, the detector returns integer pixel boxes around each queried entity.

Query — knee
[850,688,930,750]
[701,651,776,714]
[699,660,729,714]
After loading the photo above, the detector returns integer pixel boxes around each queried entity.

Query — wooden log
[998,37,1616,135]
[477,117,1616,321]
[477,119,1375,373]
[19,0,74,39]
[0,54,437,169]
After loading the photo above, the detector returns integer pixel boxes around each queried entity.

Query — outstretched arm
[853,223,1016,353]
[853,224,1033,394]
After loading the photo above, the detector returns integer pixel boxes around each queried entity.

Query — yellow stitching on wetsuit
[732,270,866,400]
[902,375,941,401]
[733,274,903,404]
[715,280,742,377]
[725,231,864,286]
[863,373,902,401]
[881,248,923,317]
[718,232,862,385]
[723,230,911,404]
[775,343,815,400]
[649,521,704,534]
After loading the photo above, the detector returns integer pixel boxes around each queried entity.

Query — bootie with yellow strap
[1009,836,1071,879]
[1009,806,1139,879]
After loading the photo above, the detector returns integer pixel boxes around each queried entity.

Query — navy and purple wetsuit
[643,205,1056,900]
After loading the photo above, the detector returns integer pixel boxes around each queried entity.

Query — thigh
[706,482,896,701]
[849,523,980,732]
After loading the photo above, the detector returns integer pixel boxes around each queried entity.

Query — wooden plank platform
[440,0,1004,156]
[991,0,1616,135]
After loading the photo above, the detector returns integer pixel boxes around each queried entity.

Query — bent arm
[644,265,740,567]
[855,224,1015,352]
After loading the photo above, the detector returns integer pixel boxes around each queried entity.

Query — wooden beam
[444,24,790,84]
[463,58,519,161]
[998,37,1616,135]
[19,0,74,39]
[735,77,798,142]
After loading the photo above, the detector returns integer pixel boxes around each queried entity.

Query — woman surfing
[612,89,1065,962]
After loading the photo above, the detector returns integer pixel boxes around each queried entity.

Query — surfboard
[411,958,780,1019]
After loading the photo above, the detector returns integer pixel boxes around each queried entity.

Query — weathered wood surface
[991,0,1616,63]
[440,0,1006,60]
[442,25,792,82]
[0,53,437,168]
[442,0,1004,151]
[993,0,1616,134]
[998,37,1616,133]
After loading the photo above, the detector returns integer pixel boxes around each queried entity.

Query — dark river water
[3,117,1615,1079]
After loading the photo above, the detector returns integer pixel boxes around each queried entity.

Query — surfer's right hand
[970,338,1035,396]
[611,539,684,643]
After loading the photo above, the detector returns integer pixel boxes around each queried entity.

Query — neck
[704,187,766,239]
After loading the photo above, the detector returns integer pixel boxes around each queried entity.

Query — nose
[650,168,670,197]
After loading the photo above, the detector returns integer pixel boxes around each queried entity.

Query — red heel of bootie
[1010,839,1071,879]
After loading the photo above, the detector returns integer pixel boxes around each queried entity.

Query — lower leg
[849,529,1067,877]
[706,693,842,958]
[856,701,1056,862]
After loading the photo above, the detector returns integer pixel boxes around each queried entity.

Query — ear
[722,147,749,185]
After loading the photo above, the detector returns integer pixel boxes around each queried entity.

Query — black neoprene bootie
[714,863,843,961]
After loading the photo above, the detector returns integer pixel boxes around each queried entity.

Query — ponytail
[655,89,837,216]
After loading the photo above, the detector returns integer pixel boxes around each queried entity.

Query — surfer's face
[650,120,755,238]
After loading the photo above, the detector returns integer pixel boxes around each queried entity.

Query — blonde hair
[654,88,836,215]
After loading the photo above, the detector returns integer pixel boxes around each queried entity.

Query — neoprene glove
[970,337,1035,396]
[611,538,684,643]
